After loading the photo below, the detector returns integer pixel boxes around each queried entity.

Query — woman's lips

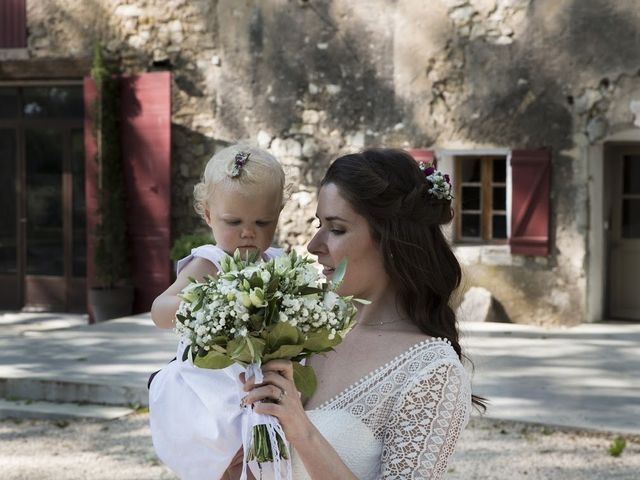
[322,266,335,276]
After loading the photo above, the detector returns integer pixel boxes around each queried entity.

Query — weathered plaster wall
[9,0,640,325]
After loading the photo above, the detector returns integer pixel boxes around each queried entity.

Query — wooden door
[0,86,86,312]
[608,145,640,320]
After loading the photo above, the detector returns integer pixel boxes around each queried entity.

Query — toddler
[149,143,286,479]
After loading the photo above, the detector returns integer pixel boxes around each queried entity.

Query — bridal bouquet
[174,249,360,472]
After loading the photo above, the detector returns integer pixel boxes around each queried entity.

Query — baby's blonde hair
[193,143,285,220]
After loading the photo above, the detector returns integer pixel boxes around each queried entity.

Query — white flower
[275,255,291,274]
[249,288,266,307]
[238,292,252,308]
[323,291,339,311]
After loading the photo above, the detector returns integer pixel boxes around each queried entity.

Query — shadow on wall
[458,0,640,150]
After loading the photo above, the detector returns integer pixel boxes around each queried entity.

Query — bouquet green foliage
[175,250,363,464]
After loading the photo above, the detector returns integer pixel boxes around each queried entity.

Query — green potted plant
[87,43,134,322]
[169,232,214,279]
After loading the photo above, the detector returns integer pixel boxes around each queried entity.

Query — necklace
[359,317,403,327]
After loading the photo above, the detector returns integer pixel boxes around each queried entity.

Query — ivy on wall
[91,43,129,289]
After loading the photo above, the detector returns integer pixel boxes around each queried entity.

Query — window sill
[453,244,526,267]
[0,48,29,61]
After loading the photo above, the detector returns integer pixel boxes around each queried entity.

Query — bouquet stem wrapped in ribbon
[175,250,363,480]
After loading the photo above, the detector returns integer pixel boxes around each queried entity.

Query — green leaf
[330,257,348,289]
[211,335,228,346]
[293,362,317,398]
[266,322,300,350]
[263,344,304,362]
[181,344,190,362]
[228,336,243,353]
[266,277,279,296]
[249,337,266,360]
[303,329,342,352]
[228,336,265,364]
[298,286,323,295]
[265,300,279,325]
[249,272,263,288]
[249,312,265,331]
[192,295,204,312]
[194,350,235,370]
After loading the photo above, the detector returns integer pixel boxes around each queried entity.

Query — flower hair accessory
[418,162,453,200]
[231,151,251,178]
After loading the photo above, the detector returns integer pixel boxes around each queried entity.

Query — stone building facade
[2,0,639,325]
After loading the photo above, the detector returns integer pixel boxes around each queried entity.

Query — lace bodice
[291,338,471,479]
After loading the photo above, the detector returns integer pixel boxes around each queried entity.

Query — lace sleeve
[380,359,471,479]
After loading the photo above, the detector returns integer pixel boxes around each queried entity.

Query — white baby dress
[148,244,283,480]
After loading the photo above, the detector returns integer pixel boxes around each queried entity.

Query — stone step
[0,377,148,408]
[0,398,135,420]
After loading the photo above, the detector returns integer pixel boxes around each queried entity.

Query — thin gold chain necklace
[359,317,404,327]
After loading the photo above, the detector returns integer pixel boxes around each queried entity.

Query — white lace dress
[289,338,471,480]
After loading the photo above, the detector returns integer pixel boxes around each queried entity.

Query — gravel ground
[0,413,638,480]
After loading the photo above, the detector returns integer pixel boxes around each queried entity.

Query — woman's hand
[242,360,358,480]
[240,360,312,444]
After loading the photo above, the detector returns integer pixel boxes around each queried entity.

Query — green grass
[608,436,626,457]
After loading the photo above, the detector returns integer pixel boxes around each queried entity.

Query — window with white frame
[454,156,508,243]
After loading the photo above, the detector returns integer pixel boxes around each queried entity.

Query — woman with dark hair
[240,148,482,479]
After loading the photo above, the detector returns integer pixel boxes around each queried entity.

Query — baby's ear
[204,207,213,226]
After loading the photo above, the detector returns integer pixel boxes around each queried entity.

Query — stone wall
[9,0,640,325]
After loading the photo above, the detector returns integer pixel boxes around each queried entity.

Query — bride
[234,148,484,479]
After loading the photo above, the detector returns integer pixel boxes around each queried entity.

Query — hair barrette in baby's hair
[231,151,251,178]
[418,162,454,201]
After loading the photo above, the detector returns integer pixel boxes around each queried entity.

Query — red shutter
[407,149,436,167]
[120,72,172,313]
[0,0,27,48]
[510,148,551,256]
[84,73,171,317]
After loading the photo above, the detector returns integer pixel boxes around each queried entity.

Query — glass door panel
[26,129,64,276]
[0,88,19,118]
[0,129,17,274]
[71,129,86,277]
[608,147,640,320]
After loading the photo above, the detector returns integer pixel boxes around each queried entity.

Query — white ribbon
[240,363,292,480]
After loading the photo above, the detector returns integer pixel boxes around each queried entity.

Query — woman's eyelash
[314,220,344,235]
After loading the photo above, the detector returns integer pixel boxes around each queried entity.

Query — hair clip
[231,151,251,178]
[418,162,453,201]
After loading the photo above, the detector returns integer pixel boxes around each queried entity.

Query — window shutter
[407,149,436,168]
[0,0,27,48]
[510,148,551,256]
[84,73,171,317]
[120,72,172,313]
